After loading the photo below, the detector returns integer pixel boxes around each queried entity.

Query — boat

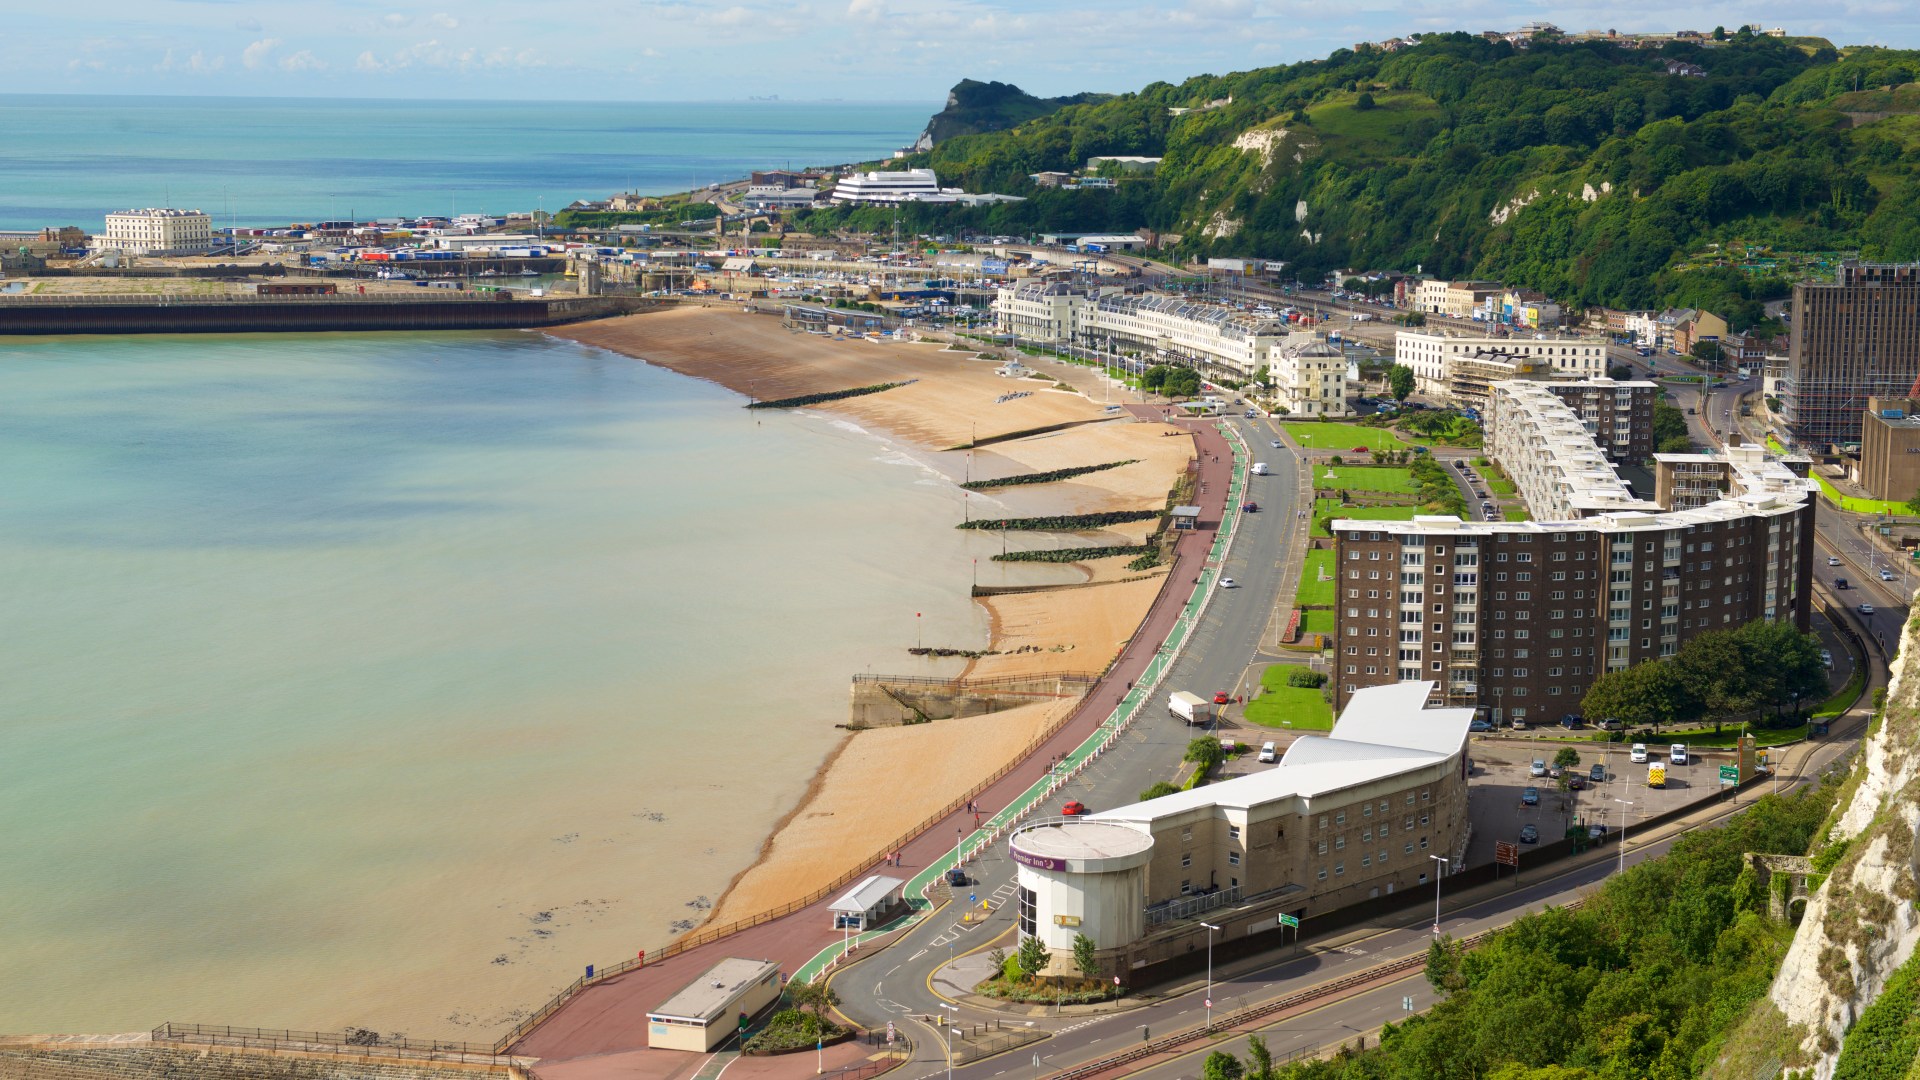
[478,269,498,278]
[517,268,539,277]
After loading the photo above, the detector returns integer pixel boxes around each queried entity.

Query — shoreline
[546,306,1193,932]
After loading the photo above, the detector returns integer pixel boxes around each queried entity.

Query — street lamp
[1614,798,1635,875]
[1199,922,1220,1031]
[941,1003,959,1080]
[1429,855,1450,934]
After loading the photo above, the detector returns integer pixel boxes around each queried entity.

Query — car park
[1590,763,1607,782]
[1529,758,1547,777]
[1630,743,1648,763]
[1519,823,1540,843]
[1522,787,1540,806]
[1670,743,1688,765]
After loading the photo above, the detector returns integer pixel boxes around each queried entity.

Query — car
[1241,502,1259,512]
[1511,718,1529,731]
[1836,578,1850,590]
[946,867,970,887]
[1559,713,1584,730]
[1353,445,1370,454]
[1828,556,1843,566]
[1522,787,1540,806]
[1823,649,1834,668]
[1861,603,1876,615]
[1630,743,1649,763]
[1548,763,1564,779]
[1881,569,1896,581]
[1568,776,1587,790]
[1270,440,1284,448]
[1529,758,1547,777]
[1456,460,1470,470]
[1590,763,1607,782]
[1213,690,1231,704]
[1473,489,1487,498]
[1468,719,1494,732]
[1670,743,1688,765]
[1519,823,1540,843]
[1061,800,1087,816]
[1588,823,1609,839]
[1258,741,1278,763]
[1219,577,1237,589]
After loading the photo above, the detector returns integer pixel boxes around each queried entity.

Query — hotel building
[1394,330,1609,399]
[91,208,215,256]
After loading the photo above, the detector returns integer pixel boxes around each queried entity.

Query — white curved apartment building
[829,168,948,204]
[92,208,215,256]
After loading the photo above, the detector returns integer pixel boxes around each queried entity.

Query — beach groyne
[0,295,665,335]
[847,670,1098,727]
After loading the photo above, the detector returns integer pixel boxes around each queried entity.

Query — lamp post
[1199,922,1220,1031]
[1429,855,1450,935]
[1614,798,1635,875]
[941,1003,959,1080]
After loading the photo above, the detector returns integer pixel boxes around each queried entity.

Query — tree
[1553,747,1581,771]
[1071,933,1100,978]
[1185,735,1225,773]
[787,978,839,1021]
[1689,339,1724,369]
[1016,933,1051,980]
[1139,781,1181,801]
[1251,364,1271,388]
[1907,485,1920,516]
[1201,1050,1244,1080]
[1425,934,1468,994]
[1245,1036,1274,1080]
[1354,92,1377,111]
[1387,364,1416,400]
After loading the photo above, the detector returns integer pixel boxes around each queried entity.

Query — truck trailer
[1169,691,1213,726]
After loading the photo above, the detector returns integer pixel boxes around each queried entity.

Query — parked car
[1468,719,1494,732]
[1590,763,1607,782]
[1559,714,1584,729]
[1241,502,1259,512]
[1522,787,1540,806]
[1061,800,1088,816]
[1629,743,1649,763]
[1258,741,1278,763]
[1511,718,1529,731]
[1529,759,1548,777]
[1520,823,1540,843]
[1213,690,1232,704]
[1568,776,1587,790]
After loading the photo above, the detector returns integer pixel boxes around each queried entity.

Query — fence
[502,419,1252,1051]
[151,1022,514,1068]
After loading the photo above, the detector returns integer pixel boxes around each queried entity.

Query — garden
[1242,664,1334,731]
[1294,549,1336,606]
[1280,421,1407,452]
[1313,464,1418,493]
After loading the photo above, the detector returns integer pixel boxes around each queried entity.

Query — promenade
[510,411,1238,1079]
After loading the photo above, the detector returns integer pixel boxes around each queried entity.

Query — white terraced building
[1486,381,1664,520]
[1088,293,1285,377]
[91,208,215,256]
[829,168,950,205]
[1394,330,1608,399]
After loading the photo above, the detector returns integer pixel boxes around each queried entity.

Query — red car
[1353,446,1370,453]
[1061,800,1088,816]
[1213,690,1231,704]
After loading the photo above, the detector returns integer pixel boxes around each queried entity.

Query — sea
[0,97,987,1039]
[0,95,931,231]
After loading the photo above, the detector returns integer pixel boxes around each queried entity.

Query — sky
[9,0,1920,103]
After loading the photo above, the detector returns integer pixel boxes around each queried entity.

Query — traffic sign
[1278,913,1300,928]
[1719,765,1740,784]
[1495,841,1519,867]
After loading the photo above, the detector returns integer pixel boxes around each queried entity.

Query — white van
[1251,462,1270,475]
[1258,741,1278,763]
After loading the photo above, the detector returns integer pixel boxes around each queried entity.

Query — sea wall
[847,671,1097,727]
[0,296,663,335]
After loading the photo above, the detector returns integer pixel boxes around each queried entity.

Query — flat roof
[828,874,905,915]
[1014,820,1154,860]
[1170,505,1202,517]
[649,958,780,1025]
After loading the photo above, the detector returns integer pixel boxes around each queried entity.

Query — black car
[1519,824,1540,843]
[1835,578,1850,590]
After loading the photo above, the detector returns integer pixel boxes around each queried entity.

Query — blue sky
[10,1,1920,102]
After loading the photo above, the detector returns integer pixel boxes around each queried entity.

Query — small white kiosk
[646,957,782,1052]
[828,874,906,931]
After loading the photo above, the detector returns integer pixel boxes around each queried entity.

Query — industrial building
[1781,261,1920,449]
[1009,683,1471,973]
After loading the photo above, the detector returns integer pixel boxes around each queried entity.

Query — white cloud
[155,48,225,74]
[279,49,327,72]
[431,12,460,29]
[242,37,279,70]
[846,0,884,20]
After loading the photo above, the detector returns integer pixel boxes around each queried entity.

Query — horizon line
[0,90,938,107]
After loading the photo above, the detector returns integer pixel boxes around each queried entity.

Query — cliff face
[915,79,1107,149]
[1764,609,1920,1078]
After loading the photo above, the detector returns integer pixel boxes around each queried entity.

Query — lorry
[1169,691,1214,726]
[1648,762,1667,788]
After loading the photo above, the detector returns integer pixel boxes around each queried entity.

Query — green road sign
[1719,765,1740,783]
[1279,913,1300,928]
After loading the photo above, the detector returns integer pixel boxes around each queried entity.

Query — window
[1362,803,1373,818]
[1228,851,1241,866]
[1362,827,1373,842]
[1228,825,1241,841]
[1361,855,1372,868]
[1181,852,1192,868]
[1318,815,1328,829]
[1404,842,1415,855]
[1335,836,1346,850]
[1336,811,1346,825]
[1317,867,1328,881]
[1334,862,1345,876]
[1317,840,1328,855]
[1419,837,1429,850]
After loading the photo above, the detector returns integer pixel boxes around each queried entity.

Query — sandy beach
[551,306,1193,927]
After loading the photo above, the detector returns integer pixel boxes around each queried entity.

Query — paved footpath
[512,414,1236,1078]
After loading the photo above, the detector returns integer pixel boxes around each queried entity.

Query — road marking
[908,949,927,961]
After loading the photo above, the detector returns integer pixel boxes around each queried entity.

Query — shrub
[1286,668,1327,688]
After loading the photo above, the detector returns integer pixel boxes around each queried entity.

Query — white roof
[649,958,780,1024]
[828,874,905,915]
[1090,682,1470,823]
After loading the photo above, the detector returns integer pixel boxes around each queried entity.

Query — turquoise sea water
[0,95,931,231]
[0,330,990,1036]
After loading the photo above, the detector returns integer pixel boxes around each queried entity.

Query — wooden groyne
[0,294,664,335]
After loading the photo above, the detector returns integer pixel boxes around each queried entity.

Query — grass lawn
[1504,507,1532,522]
[1295,550,1336,606]
[1300,609,1335,636]
[1311,499,1423,537]
[1282,422,1407,452]
[1815,474,1907,516]
[1242,665,1335,730]
[1314,464,1417,493]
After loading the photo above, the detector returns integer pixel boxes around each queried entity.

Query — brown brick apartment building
[1782,261,1920,449]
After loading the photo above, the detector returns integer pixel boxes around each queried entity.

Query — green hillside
[795,33,1920,326]
[919,79,1111,146]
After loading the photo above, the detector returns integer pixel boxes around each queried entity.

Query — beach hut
[828,874,906,931]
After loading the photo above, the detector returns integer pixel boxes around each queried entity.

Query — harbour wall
[0,295,663,335]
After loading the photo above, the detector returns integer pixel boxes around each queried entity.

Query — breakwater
[0,294,662,335]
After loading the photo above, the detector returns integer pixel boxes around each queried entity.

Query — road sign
[1204,998,1212,1009]
[1403,996,1414,1012]
[1278,913,1300,928]
[1720,765,1740,784]
[1495,841,1519,867]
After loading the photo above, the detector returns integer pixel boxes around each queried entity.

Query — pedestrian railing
[151,1022,515,1067]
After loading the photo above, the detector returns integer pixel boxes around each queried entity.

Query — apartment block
[1271,334,1351,417]
[1781,261,1920,448]
[1393,330,1608,398]
[1542,379,1657,464]
[1486,382,1661,520]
